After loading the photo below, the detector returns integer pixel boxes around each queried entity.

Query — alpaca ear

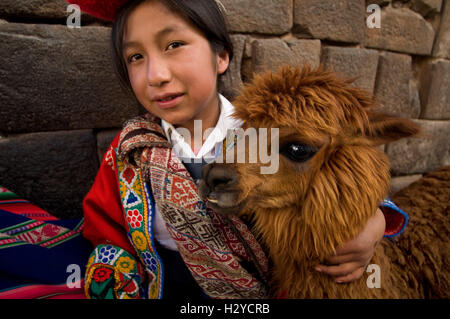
[366,112,421,145]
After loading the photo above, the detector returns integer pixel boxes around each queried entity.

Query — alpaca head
[199,65,420,258]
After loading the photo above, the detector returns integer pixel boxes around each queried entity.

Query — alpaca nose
[200,164,239,200]
[203,164,238,188]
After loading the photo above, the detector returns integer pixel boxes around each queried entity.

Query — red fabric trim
[381,206,406,236]
[82,132,137,258]
[0,201,58,221]
[0,280,85,299]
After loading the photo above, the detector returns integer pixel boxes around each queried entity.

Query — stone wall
[0,0,449,218]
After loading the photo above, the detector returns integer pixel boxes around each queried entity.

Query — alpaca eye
[281,143,318,163]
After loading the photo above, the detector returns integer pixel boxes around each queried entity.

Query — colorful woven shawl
[118,113,270,299]
[0,187,92,299]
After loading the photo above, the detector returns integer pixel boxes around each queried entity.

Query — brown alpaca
[388,166,450,298]
[199,66,449,298]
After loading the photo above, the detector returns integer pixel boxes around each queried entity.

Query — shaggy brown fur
[199,65,449,298]
[388,166,450,298]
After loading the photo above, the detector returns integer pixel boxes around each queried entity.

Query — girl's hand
[315,208,386,283]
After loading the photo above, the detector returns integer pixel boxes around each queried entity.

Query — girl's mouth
[155,93,184,109]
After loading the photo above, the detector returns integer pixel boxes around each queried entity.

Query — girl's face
[122,0,229,128]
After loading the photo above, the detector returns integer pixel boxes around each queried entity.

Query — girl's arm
[316,201,409,283]
[82,135,147,299]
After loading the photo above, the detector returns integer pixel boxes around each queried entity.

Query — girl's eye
[127,54,143,64]
[166,41,184,51]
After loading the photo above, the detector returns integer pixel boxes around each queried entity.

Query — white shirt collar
[161,94,242,160]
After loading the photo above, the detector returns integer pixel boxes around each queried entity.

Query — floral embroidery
[87,255,95,267]
[116,256,136,274]
[131,231,147,251]
[142,252,158,272]
[122,167,136,185]
[92,267,113,283]
[123,280,138,293]
[126,209,143,228]
[98,245,117,264]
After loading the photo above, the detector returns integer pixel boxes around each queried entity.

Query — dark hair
[111,0,233,94]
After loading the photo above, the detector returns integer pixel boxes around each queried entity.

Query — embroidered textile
[0,187,92,299]
[83,114,409,299]
[118,114,269,299]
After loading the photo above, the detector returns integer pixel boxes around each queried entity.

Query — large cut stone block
[373,52,419,118]
[432,0,450,59]
[0,0,100,24]
[419,59,450,120]
[0,0,68,19]
[221,0,293,35]
[294,0,365,43]
[0,22,140,134]
[0,130,99,218]
[365,7,435,55]
[252,38,321,75]
[387,120,450,175]
[321,46,379,93]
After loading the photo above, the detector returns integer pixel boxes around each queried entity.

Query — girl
[68,0,409,299]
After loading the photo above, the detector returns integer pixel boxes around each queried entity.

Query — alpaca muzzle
[199,163,244,215]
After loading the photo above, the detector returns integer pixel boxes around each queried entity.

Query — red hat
[66,0,130,21]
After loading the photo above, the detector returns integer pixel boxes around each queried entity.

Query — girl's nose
[147,57,171,87]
